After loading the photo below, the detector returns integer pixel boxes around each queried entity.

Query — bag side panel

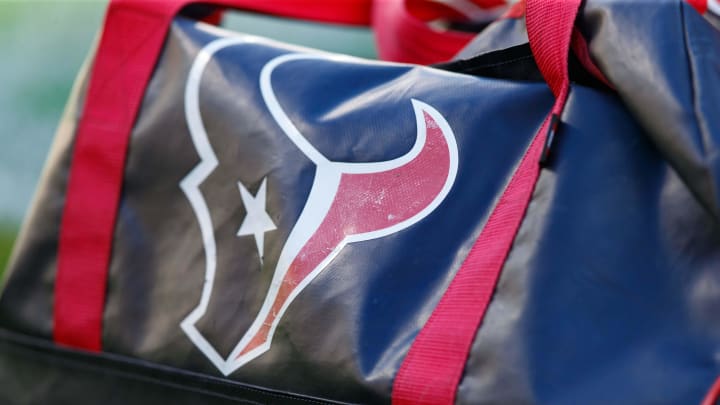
[97,17,554,403]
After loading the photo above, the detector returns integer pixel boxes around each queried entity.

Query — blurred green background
[0,1,376,279]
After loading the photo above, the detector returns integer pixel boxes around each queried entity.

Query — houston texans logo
[180,37,459,375]
[711,0,720,15]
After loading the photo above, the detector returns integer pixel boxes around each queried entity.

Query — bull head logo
[180,37,459,375]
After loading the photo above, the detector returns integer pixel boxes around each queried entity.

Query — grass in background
[0,225,17,280]
[0,2,106,225]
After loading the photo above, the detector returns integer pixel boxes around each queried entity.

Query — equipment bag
[2,0,720,403]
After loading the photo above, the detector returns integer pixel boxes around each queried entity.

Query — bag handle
[526,0,575,108]
[51,0,574,371]
[118,0,372,26]
[52,0,370,351]
[391,1,579,404]
[702,377,720,405]
[52,0,493,353]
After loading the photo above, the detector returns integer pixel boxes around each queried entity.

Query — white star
[237,178,276,266]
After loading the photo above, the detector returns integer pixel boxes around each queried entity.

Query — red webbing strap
[53,0,371,350]
[53,2,177,351]
[527,0,578,106]
[373,0,475,64]
[391,0,579,403]
[702,376,720,405]
[688,0,709,14]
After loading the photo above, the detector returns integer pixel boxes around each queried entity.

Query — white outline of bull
[710,0,720,15]
[180,36,459,376]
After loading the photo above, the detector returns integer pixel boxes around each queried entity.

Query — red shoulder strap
[391,0,579,403]
[702,376,720,405]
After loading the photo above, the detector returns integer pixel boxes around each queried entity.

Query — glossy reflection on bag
[2,1,720,404]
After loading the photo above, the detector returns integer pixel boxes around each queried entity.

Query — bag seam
[0,329,344,405]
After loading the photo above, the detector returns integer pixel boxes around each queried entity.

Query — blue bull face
[180,39,458,375]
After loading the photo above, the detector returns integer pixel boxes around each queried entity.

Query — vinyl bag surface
[2,0,720,404]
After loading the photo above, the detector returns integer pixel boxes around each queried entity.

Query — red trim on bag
[405,0,507,22]
[201,8,226,25]
[373,0,475,64]
[54,3,177,351]
[497,2,613,88]
[53,0,371,351]
[502,0,526,19]
[391,0,579,403]
[571,29,614,89]
[687,0,709,14]
[406,0,475,22]
[702,376,720,405]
